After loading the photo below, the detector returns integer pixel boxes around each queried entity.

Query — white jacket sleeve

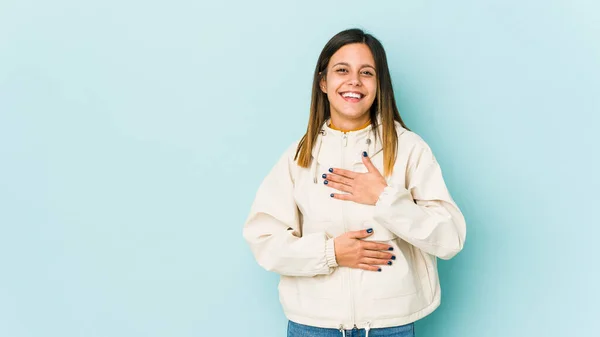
[243,142,338,277]
[373,143,466,260]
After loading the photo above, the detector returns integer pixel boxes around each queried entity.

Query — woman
[243,28,467,337]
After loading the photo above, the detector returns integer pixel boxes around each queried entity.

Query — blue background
[1,0,598,336]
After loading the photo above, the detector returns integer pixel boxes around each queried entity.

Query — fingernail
[387,261,392,265]
[391,255,396,260]
[330,193,334,197]
[324,180,328,185]
[328,168,333,172]
[366,228,373,233]
[388,247,394,251]
[378,268,382,272]
[363,151,368,157]
[322,173,327,179]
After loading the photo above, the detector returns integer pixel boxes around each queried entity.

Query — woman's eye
[362,71,374,76]
[336,68,347,73]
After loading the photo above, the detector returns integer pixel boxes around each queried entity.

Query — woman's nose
[347,77,361,86]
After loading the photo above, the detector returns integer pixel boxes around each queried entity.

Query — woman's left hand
[324,152,388,206]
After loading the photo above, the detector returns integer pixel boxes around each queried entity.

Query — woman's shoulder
[393,121,431,152]
[392,121,441,171]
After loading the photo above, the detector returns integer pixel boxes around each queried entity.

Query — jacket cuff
[325,238,338,268]
[376,185,406,207]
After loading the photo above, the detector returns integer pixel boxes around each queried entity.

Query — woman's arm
[373,144,467,260]
[243,142,338,277]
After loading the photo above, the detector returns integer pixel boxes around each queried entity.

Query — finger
[357,263,382,272]
[362,241,395,251]
[324,180,352,193]
[361,152,380,174]
[323,173,353,186]
[360,257,392,266]
[362,250,395,261]
[348,228,373,239]
[329,192,354,201]
[328,167,358,179]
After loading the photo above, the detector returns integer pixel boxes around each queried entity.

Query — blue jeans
[287,321,415,337]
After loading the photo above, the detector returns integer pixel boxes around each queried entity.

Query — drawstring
[311,129,325,184]
[338,325,345,337]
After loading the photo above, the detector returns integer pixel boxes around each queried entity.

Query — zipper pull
[343,134,348,147]
[338,325,346,337]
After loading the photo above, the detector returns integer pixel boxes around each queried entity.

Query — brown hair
[294,28,410,178]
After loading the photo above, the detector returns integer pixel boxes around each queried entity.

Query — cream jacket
[243,118,466,332]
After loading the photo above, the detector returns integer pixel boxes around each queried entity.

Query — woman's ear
[320,77,327,93]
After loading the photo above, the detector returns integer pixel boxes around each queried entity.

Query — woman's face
[320,43,377,124]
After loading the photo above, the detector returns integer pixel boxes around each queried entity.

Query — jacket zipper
[340,133,356,329]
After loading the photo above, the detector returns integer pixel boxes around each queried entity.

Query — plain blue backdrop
[1,0,599,336]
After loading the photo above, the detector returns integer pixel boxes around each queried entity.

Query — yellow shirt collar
[329,119,371,133]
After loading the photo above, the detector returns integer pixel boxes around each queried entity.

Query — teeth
[342,92,362,99]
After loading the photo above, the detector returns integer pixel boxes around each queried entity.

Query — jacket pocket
[358,238,420,299]
[415,248,435,303]
[293,268,345,299]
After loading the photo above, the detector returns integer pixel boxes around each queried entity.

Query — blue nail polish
[391,255,396,260]
[324,180,328,185]
[387,261,392,265]
[378,268,382,272]
[328,168,333,172]
[388,247,394,251]
[330,193,334,197]
[363,151,368,157]
[322,173,327,179]
[366,228,373,233]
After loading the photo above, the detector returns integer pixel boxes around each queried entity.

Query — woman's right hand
[334,228,395,272]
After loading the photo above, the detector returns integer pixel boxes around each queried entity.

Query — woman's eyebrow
[332,62,376,70]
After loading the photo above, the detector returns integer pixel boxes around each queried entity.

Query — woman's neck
[329,116,371,133]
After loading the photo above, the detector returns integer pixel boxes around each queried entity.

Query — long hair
[294,28,409,178]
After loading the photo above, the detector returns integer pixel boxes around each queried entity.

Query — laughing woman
[243,28,467,337]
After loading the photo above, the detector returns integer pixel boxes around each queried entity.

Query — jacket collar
[310,116,387,175]
[312,114,384,159]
